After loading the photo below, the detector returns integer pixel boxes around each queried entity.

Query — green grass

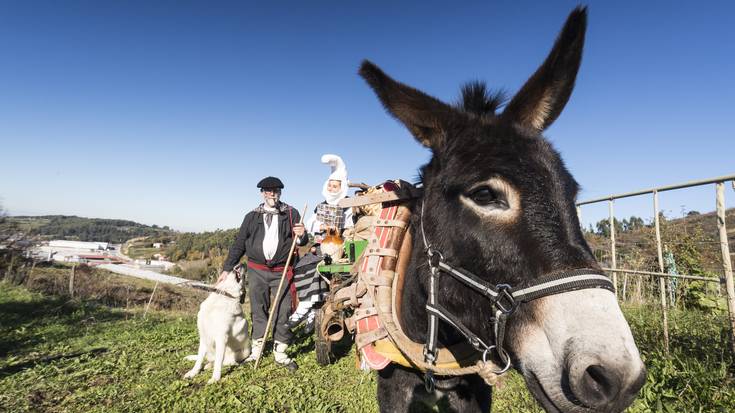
[0,283,732,412]
[624,305,734,412]
[0,283,379,412]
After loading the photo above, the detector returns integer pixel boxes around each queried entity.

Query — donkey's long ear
[501,7,587,132]
[359,60,457,149]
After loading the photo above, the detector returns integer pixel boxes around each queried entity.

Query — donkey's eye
[469,187,496,205]
[468,187,507,208]
[460,178,518,220]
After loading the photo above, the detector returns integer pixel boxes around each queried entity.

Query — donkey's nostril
[571,363,622,408]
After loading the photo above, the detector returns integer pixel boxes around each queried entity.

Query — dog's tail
[184,355,198,361]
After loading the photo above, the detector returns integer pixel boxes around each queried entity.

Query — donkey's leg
[378,364,491,412]
[436,373,492,413]
[377,364,422,412]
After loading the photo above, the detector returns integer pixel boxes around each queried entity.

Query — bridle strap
[426,303,490,351]
[512,269,614,301]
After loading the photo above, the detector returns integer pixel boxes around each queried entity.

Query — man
[219,176,308,371]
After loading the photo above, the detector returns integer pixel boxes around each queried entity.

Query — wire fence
[577,174,735,354]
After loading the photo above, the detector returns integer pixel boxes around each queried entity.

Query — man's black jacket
[223,203,308,272]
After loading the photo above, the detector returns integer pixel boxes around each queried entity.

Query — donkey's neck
[399,215,469,346]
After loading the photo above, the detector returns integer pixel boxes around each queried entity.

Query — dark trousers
[248,267,293,344]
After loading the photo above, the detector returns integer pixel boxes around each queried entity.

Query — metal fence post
[716,182,735,353]
[609,199,618,297]
[653,190,670,354]
[576,206,583,230]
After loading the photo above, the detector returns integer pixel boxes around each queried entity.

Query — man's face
[326,179,342,194]
[261,188,281,207]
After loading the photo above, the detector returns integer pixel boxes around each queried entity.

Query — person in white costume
[289,155,353,334]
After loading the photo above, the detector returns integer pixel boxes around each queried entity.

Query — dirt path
[97,264,207,288]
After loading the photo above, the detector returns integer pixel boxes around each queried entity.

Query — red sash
[247,261,298,311]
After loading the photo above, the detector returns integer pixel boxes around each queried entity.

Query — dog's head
[233,264,245,286]
[215,268,243,290]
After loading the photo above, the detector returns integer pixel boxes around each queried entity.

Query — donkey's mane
[454,81,506,118]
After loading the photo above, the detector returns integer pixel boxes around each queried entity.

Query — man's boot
[273,341,298,371]
[245,338,263,362]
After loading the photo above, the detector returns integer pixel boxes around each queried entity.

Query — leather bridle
[418,200,614,391]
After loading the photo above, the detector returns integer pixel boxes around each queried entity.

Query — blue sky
[1,1,733,232]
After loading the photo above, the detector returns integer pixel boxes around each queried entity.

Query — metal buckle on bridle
[426,247,444,277]
[468,337,483,351]
[423,345,437,364]
[492,284,518,315]
[482,345,512,374]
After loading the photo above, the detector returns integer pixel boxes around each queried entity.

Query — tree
[595,218,623,237]
[622,216,644,232]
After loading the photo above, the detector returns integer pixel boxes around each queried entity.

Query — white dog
[183,270,250,383]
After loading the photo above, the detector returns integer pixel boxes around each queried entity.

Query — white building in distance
[49,240,109,251]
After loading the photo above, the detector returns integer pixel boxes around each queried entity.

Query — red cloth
[247,260,298,312]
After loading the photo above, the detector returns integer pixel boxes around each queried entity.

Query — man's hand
[293,222,305,237]
[217,271,229,284]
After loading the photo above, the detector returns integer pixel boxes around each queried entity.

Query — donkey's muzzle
[567,353,647,411]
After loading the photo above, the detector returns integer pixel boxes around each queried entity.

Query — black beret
[257,176,284,189]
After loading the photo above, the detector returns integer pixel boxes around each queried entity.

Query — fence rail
[577,174,735,205]
[602,267,722,283]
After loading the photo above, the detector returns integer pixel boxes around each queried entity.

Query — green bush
[625,305,734,412]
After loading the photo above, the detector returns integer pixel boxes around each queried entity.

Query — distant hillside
[3,215,175,244]
[585,208,734,276]
[165,228,238,261]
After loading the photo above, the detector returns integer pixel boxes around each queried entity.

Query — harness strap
[436,260,613,304]
[354,307,379,320]
[356,326,388,349]
[511,269,614,302]
[492,310,509,366]
[362,273,393,287]
[436,261,499,300]
[363,248,398,258]
[425,267,439,365]
[373,219,408,228]
[426,303,490,351]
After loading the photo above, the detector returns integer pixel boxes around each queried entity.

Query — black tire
[315,307,333,365]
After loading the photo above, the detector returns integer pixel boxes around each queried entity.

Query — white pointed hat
[321,154,348,204]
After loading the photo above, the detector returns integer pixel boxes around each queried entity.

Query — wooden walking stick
[254,203,308,370]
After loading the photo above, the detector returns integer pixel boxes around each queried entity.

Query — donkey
[358,7,646,413]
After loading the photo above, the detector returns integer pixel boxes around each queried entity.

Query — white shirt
[262,207,279,260]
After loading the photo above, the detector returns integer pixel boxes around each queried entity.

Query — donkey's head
[360,7,645,412]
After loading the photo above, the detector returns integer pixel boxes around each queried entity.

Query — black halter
[418,201,614,391]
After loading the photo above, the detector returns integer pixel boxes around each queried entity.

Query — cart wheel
[315,307,333,365]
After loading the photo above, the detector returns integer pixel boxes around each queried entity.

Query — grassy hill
[3,215,175,244]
